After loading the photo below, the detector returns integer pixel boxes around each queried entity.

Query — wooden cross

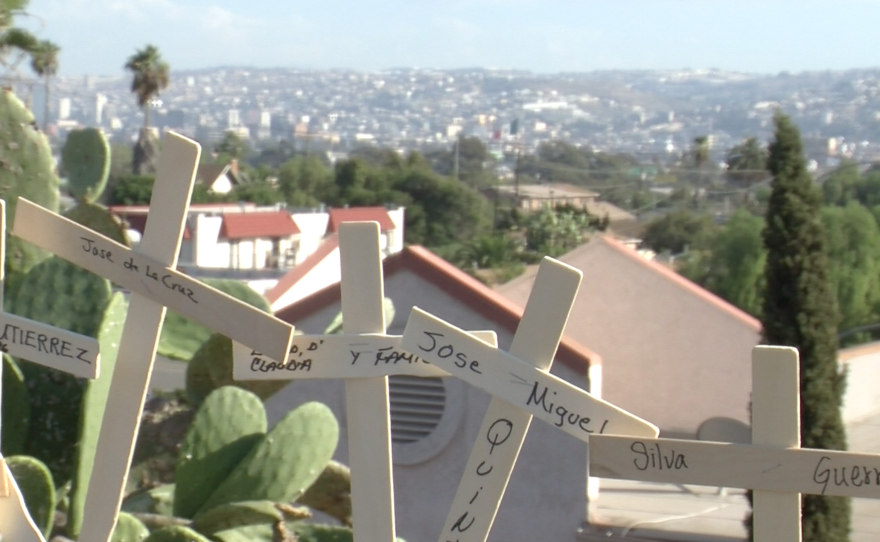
[588,346,804,541]
[0,199,101,542]
[398,261,659,542]
[230,225,502,542]
[11,132,295,542]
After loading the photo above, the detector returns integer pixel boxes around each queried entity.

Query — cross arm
[12,198,294,363]
[400,307,658,440]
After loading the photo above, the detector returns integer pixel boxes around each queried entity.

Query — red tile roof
[118,214,191,240]
[274,245,599,372]
[265,235,340,304]
[327,207,396,233]
[219,211,300,240]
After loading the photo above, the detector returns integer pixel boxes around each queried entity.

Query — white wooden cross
[398,264,659,542]
[588,346,803,541]
[11,132,295,542]
[0,199,102,542]
[230,222,505,541]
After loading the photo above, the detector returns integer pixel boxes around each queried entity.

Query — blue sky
[20,0,880,76]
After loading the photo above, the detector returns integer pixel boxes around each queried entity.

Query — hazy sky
[20,0,880,76]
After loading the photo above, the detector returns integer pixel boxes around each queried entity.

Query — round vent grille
[389,375,446,444]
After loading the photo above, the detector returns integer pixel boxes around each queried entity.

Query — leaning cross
[399,259,658,542]
[0,199,101,542]
[588,346,803,541]
[11,132,295,542]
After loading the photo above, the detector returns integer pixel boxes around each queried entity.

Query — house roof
[265,235,340,305]
[196,163,239,186]
[118,213,192,240]
[219,211,300,240]
[502,236,762,332]
[327,207,396,233]
[274,245,600,372]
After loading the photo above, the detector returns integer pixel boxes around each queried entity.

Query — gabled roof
[502,236,761,331]
[274,245,600,371]
[327,207,396,233]
[265,235,340,305]
[196,163,240,186]
[219,211,300,240]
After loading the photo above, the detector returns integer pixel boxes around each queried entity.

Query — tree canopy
[124,44,169,129]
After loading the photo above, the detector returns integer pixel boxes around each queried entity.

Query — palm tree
[29,39,58,131]
[124,44,169,129]
[0,0,38,76]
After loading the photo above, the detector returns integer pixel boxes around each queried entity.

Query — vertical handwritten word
[525,381,609,434]
[445,418,514,541]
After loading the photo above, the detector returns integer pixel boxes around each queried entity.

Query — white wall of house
[291,213,330,265]
[840,344,880,423]
[194,215,228,268]
[386,207,406,254]
[210,174,234,194]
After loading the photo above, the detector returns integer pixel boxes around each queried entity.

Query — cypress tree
[761,112,850,541]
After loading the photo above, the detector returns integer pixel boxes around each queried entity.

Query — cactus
[111,511,150,542]
[63,201,130,245]
[174,387,267,519]
[160,278,271,362]
[143,526,213,542]
[191,500,310,535]
[6,255,112,485]
[122,483,176,517]
[297,460,352,526]
[62,127,111,203]
[185,333,287,409]
[1,354,30,456]
[67,292,127,538]
[197,401,339,514]
[6,455,56,538]
[0,88,60,283]
[213,523,370,542]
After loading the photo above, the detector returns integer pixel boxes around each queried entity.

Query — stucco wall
[265,269,590,542]
[500,240,761,437]
[840,344,880,423]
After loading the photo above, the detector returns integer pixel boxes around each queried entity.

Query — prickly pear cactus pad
[143,526,212,542]
[110,511,149,542]
[6,455,56,538]
[197,401,340,514]
[0,88,60,281]
[62,127,111,203]
[185,333,288,408]
[174,387,267,519]
[1,354,30,456]
[63,202,130,246]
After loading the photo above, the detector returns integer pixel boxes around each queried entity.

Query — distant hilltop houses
[21,66,880,166]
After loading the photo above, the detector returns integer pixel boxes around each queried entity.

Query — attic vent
[389,375,446,444]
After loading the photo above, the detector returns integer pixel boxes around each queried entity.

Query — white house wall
[386,207,406,253]
[291,213,330,265]
[194,215,226,268]
[840,346,880,423]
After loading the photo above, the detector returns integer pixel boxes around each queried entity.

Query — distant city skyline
[19,0,880,77]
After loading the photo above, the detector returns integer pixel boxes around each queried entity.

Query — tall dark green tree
[761,112,850,542]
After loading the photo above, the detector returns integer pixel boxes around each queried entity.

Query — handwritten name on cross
[12,132,295,542]
[0,200,101,542]
[438,258,590,542]
[589,347,803,541]
[398,263,658,542]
